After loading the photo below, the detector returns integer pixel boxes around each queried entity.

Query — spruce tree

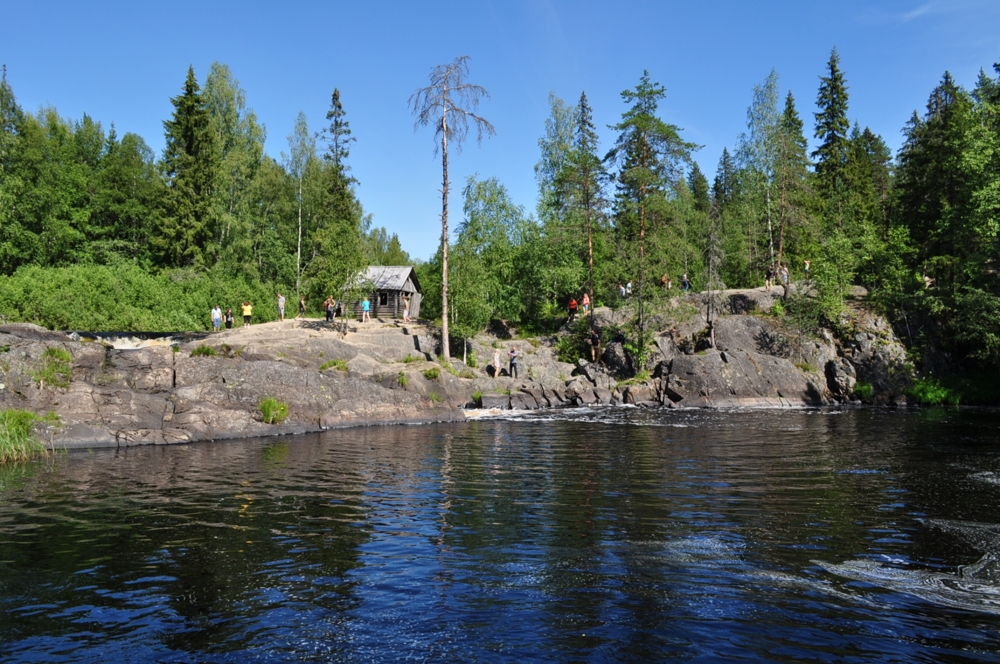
[157,66,219,267]
[688,162,710,214]
[775,91,814,263]
[813,48,850,200]
[711,147,735,211]
[322,88,356,176]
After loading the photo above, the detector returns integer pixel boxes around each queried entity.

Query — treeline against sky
[417,50,1000,371]
[0,63,410,329]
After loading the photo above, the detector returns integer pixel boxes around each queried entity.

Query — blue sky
[3,1,999,261]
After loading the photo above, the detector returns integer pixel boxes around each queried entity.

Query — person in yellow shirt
[241,301,253,327]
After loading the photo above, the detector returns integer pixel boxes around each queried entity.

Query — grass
[0,409,47,463]
[471,390,483,402]
[320,359,349,372]
[32,346,72,389]
[398,372,408,388]
[423,367,441,380]
[429,392,442,403]
[794,361,818,373]
[400,354,422,363]
[259,397,289,425]
[853,382,874,402]
[191,345,217,357]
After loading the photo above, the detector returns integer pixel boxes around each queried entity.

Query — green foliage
[423,367,441,380]
[399,354,422,363]
[471,390,483,402]
[906,378,961,406]
[0,263,282,331]
[555,318,592,363]
[397,371,408,387]
[258,397,288,424]
[852,382,874,402]
[190,345,217,357]
[0,409,46,463]
[429,392,442,403]
[320,359,348,372]
[32,346,72,389]
[466,350,478,368]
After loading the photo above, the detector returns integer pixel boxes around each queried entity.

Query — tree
[409,55,495,361]
[688,162,710,215]
[606,71,697,365]
[283,112,315,298]
[321,88,356,174]
[813,48,850,207]
[157,66,219,267]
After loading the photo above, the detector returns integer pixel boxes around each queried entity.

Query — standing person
[362,296,371,323]
[277,293,286,322]
[492,347,502,378]
[330,296,337,323]
[581,293,590,315]
[241,301,253,327]
[625,281,632,298]
[568,297,578,322]
[224,308,234,330]
[211,305,222,332]
[682,273,690,292]
[298,296,306,318]
[803,260,811,279]
[508,346,519,380]
[589,328,601,363]
[402,296,411,322]
[618,283,626,299]
[660,274,668,289]
[765,264,774,292]
[781,264,789,286]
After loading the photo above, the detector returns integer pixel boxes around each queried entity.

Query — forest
[1,51,999,379]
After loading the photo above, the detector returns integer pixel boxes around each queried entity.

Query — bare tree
[410,56,495,361]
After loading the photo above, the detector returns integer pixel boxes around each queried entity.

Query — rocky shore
[0,287,914,450]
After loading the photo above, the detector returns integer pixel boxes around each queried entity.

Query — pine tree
[688,162,710,215]
[322,88,356,176]
[813,48,850,202]
[157,66,219,267]
[711,147,735,211]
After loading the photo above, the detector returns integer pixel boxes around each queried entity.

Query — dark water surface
[3,408,1000,662]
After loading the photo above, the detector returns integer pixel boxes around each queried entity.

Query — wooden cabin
[350,266,422,320]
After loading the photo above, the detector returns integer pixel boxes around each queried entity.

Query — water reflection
[2,408,1000,661]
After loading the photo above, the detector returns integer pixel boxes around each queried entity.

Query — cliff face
[0,291,913,449]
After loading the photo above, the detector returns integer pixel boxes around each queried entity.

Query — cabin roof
[363,266,422,293]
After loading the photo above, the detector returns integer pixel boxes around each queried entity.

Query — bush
[398,372,408,387]
[467,350,478,368]
[853,382,874,402]
[423,367,441,380]
[320,359,349,372]
[32,346,72,389]
[0,410,46,463]
[906,378,961,406]
[259,397,289,424]
[191,345,217,357]
[555,319,592,363]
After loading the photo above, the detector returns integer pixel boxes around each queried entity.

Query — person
[589,328,601,363]
[241,301,253,327]
[329,296,337,323]
[765,264,774,292]
[568,297,578,322]
[619,283,626,298]
[211,305,222,332]
[493,347,502,378]
[804,259,811,279]
[781,264,789,286]
[402,295,411,322]
[682,273,690,292]
[362,296,371,323]
[298,296,306,318]
[661,274,668,289]
[581,292,590,315]
[277,293,286,322]
[224,308,234,330]
[508,346,519,380]
[625,281,632,297]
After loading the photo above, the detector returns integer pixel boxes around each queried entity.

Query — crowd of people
[210,292,415,331]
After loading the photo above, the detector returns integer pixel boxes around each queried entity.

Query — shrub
[853,382,874,402]
[320,359,349,372]
[471,390,483,402]
[0,410,46,463]
[259,397,289,424]
[398,372,408,387]
[400,354,421,363]
[191,345,217,357]
[423,367,441,380]
[906,378,961,406]
[32,346,72,389]
[429,392,442,403]
[467,350,478,368]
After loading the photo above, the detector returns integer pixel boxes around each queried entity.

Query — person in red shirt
[568,297,578,322]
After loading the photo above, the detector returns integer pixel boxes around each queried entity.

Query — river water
[2,407,1000,662]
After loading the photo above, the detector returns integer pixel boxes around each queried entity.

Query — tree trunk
[440,107,451,361]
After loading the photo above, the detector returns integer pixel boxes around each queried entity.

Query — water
[2,408,1000,662]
